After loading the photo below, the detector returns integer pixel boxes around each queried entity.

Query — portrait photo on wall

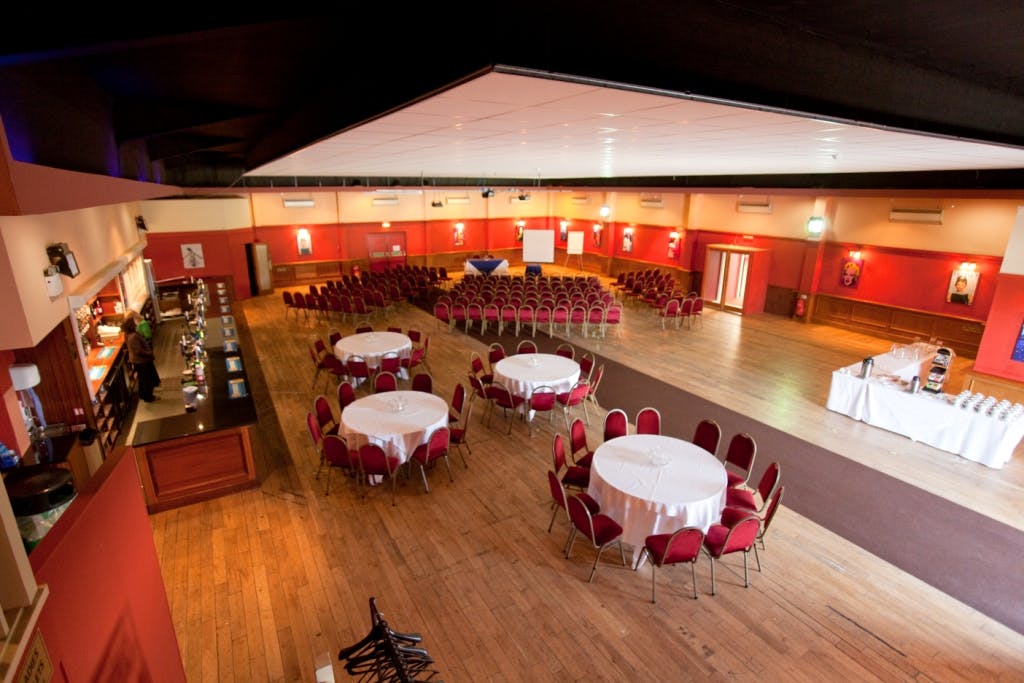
[453,223,465,247]
[946,269,979,305]
[622,230,634,253]
[516,223,524,242]
[839,256,863,288]
[559,223,568,243]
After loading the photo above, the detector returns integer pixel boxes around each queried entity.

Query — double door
[701,245,769,315]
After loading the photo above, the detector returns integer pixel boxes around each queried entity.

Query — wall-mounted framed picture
[453,222,465,247]
[181,243,205,269]
[839,255,863,288]
[947,268,979,305]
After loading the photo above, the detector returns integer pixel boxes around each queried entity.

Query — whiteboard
[567,231,584,255]
[523,229,554,263]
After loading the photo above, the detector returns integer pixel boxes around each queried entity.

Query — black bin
[4,465,76,552]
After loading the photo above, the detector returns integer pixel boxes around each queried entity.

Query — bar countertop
[131,283,257,446]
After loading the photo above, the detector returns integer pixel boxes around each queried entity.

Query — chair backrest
[692,297,704,314]
[313,394,335,430]
[322,434,355,468]
[337,381,357,410]
[488,342,507,366]
[347,355,370,379]
[660,527,705,564]
[579,352,596,379]
[516,339,537,354]
[552,433,568,473]
[380,351,402,375]
[313,338,328,358]
[588,364,605,395]
[306,411,323,448]
[569,417,590,454]
[662,299,680,315]
[721,515,761,555]
[693,418,721,455]
[387,326,403,334]
[567,494,597,541]
[411,372,434,393]
[568,380,591,405]
[555,343,575,360]
[756,461,782,504]
[530,385,556,410]
[485,381,516,408]
[450,382,466,416]
[328,329,343,346]
[603,408,628,441]
[470,351,488,378]
[636,407,662,435]
[725,433,757,473]
[468,373,488,401]
[358,443,396,477]
[548,469,569,510]
[373,371,398,393]
[408,329,423,345]
[283,290,294,306]
[760,485,784,536]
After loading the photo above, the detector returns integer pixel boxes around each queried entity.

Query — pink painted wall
[28,449,185,682]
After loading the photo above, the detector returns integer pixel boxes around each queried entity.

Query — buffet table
[465,258,509,276]
[826,366,1024,469]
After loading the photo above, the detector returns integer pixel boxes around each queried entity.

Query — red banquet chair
[564,494,628,583]
[702,512,761,595]
[637,526,705,602]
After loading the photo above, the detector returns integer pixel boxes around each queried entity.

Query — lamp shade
[9,363,40,390]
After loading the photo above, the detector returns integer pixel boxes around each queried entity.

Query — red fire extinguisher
[794,293,808,318]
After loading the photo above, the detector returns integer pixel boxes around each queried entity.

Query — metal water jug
[860,357,874,378]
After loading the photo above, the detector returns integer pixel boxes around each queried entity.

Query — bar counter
[131,279,259,512]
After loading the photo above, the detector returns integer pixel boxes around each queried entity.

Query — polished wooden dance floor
[149,269,1024,682]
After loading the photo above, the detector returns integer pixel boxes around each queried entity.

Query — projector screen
[523,229,554,263]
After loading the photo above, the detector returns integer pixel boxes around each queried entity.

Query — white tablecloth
[826,370,1024,469]
[334,331,411,371]
[839,342,938,382]
[491,353,580,399]
[341,391,449,465]
[588,434,727,559]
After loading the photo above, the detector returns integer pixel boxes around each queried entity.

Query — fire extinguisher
[794,293,808,318]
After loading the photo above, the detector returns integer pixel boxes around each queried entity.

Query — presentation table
[465,259,509,276]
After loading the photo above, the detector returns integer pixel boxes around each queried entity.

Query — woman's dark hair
[121,317,137,333]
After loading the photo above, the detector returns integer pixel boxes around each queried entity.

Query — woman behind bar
[122,316,161,402]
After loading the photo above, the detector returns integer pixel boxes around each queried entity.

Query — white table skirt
[334,331,411,371]
[341,391,449,464]
[827,370,1024,469]
[588,434,727,556]
[492,353,580,399]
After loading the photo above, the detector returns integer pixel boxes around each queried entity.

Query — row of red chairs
[657,296,705,330]
[434,300,623,339]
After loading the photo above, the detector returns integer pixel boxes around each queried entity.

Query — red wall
[28,449,185,682]
[144,228,254,300]
[816,243,998,320]
[688,230,807,289]
[973,273,1024,380]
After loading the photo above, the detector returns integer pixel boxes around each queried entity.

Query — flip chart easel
[564,232,584,271]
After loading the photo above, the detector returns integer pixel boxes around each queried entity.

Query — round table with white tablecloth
[491,353,580,399]
[340,391,449,465]
[588,434,727,563]
[335,331,412,379]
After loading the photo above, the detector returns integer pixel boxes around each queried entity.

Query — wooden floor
[149,268,1024,682]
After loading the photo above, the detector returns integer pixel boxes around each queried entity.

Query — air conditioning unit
[371,197,399,207]
[890,208,943,224]
[639,196,663,209]
[736,200,772,214]
[571,195,590,205]
[283,198,315,208]
[446,195,470,205]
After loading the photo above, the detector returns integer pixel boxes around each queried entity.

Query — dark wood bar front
[130,278,258,512]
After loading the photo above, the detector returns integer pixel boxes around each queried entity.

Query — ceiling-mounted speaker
[135,215,148,231]
[47,242,80,278]
[371,197,400,206]
[890,208,943,224]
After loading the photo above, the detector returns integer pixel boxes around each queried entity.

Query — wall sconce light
[806,216,826,236]
[599,205,611,219]
[848,249,862,260]
[381,222,391,229]
[960,261,977,271]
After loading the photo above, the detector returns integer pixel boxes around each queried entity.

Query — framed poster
[840,256,863,288]
[947,269,979,305]
[181,243,205,269]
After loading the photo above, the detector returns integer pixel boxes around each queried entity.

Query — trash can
[78,427,104,475]
[4,465,76,552]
